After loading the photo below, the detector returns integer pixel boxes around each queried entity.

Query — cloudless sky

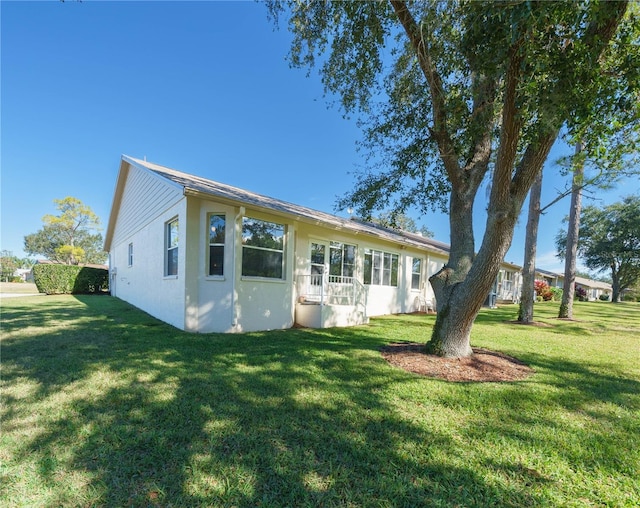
[2,1,638,274]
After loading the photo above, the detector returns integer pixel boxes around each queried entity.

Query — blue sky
[2,1,637,274]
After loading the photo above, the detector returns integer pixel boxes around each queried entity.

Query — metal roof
[123,155,451,256]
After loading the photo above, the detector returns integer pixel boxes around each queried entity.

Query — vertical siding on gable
[112,164,183,246]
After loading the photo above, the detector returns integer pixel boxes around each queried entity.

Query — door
[310,241,328,282]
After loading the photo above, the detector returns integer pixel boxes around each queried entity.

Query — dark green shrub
[575,286,588,301]
[33,264,109,295]
[599,294,610,301]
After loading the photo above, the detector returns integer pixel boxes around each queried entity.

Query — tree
[518,170,543,323]
[370,211,434,237]
[0,250,19,282]
[557,196,640,303]
[269,1,634,357]
[24,197,107,265]
[558,143,584,318]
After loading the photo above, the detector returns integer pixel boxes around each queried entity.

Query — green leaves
[23,196,106,265]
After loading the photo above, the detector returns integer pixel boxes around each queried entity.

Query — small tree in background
[0,251,19,282]
[24,197,106,265]
[557,196,640,302]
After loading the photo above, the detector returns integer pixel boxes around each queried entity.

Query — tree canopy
[268,0,636,357]
[24,197,106,265]
[556,195,640,302]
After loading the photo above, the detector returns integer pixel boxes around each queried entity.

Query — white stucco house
[104,156,519,333]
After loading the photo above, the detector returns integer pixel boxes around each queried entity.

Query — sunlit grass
[1,296,638,506]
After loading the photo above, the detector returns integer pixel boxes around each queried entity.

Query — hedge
[33,264,109,295]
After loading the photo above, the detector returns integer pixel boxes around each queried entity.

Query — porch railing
[296,274,367,312]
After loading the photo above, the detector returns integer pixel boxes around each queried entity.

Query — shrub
[599,294,610,301]
[550,286,563,301]
[33,264,109,295]
[575,286,588,301]
[534,280,554,301]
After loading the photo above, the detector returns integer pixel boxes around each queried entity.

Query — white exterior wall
[188,199,237,333]
[109,165,187,329]
[233,209,295,332]
[293,223,446,319]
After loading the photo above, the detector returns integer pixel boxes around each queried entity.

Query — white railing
[296,274,367,312]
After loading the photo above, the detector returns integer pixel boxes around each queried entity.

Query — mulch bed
[380,343,534,382]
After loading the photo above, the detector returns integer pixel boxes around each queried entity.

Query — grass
[0,282,40,294]
[1,296,638,507]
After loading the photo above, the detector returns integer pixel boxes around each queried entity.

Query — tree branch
[389,0,461,184]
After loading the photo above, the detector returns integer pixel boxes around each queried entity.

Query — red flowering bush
[534,280,554,301]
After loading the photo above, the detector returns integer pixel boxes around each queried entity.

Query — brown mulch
[380,343,534,382]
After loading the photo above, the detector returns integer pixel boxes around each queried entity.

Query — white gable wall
[109,164,187,330]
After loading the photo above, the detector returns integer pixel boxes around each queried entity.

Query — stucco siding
[233,209,296,332]
[294,222,438,318]
[191,200,238,333]
[110,197,187,330]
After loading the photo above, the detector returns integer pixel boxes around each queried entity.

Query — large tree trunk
[518,169,543,323]
[611,263,621,302]
[559,142,584,319]
[428,131,557,357]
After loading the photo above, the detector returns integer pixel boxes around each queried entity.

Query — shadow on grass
[1,296,637,506]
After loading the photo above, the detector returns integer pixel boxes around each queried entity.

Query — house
[534,268,612,301]
[104,156,518,333]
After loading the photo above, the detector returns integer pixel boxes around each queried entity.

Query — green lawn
[1,296,638,507]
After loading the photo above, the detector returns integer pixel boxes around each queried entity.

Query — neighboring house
[535,268,563,288]
[14,268,32,282]
[104,156,518,333]
[534,268,612,301]
[575,276,612,301]
[496,262,523,304]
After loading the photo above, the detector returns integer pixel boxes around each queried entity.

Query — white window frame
[207,213,226,277]
[411,257,422,290]
[329,241,356,278]
[364,249,399,287]
[128,242,133,267]
[165,217,179,277]
[241,217,285,280]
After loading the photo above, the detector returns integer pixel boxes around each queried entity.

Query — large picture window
[364,249,398,287]
[165,218,179,276]
[208,213,226,276]
[241,217,285,279]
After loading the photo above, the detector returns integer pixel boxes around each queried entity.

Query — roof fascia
[103,157,131,252]
[122,155,186,194]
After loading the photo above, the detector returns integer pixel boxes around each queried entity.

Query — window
[411,257,422,290]
[166,218,179,276]
[364,249,398,286]
[241,217,285,279]
[329,242,356,277]
[128,243,133,267]
[208,214,226,276]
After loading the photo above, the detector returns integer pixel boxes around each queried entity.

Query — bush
[599,294,610,301]
[33,264,109,295]
[534,280,554,301]
[575,286,588,301]
[550,286,563,301]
